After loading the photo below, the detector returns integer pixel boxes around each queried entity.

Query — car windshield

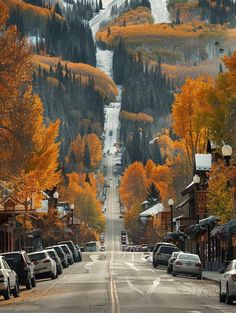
[50,246,63,256]
[178,254,200,262]
[29,252,47,261]
[2,253,21,263]
[47,251,56,258]
[159,246,178,254]
[61,245,69,253]
[172,252,180,258]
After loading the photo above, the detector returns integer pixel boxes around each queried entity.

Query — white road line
[127,280,144,296]
[44,275,67,293]
[146,277,160,295]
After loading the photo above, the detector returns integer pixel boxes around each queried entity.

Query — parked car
[152,242,177,267]
[1,251,36,289]
[0,256,20,300]
[59,244,74,265]
[167,251,182,274]
[45,249,63,275]
[172,253,202,279]
[46,245,68,269]
[78,245,84,252]
[28,250,57,280]
[219,259,236,304]
[58,240,81,262]
[153,243,179,267]
[75,245,83,261]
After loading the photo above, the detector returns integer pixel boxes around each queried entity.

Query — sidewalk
[202,270,220,283]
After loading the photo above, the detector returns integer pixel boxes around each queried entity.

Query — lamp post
[193,174,200,185]
[70,203,75,225]
[222,144,236,221]
[222,144,232,167]
[53,191,59,211]
[168,198,174,232]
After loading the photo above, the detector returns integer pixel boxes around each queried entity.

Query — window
[178,254,200,262]
[29,253,47,262]
[159,246,178,254]
[3,259,10,269]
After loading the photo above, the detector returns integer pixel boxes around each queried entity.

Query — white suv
[28,251,57,280]
[0,256,20,300]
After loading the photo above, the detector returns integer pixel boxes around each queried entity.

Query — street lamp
[193,174,200,185]
[70,203,75,225]
[53,191,59,210]
[168,198,174,232]
[222,144,232,167]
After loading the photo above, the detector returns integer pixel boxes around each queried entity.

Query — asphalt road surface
[1,153,235,312]
[1,252,235,313]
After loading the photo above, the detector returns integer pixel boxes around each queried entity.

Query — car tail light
[43,259,50,263]
[231,274,236,281]
[195,263,202,267]
[175,261,182,266]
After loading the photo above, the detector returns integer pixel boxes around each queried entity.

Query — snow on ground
[149,0,170,23]
[104,103,121,155]
[92,0,171,155]
[96,48,113,77]
[89,0,125,37]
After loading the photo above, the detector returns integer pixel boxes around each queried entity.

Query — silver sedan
[172,253,202,279]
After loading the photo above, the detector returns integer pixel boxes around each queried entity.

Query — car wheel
[197,275,202,280]
[31,276,36,288]
[153,261,158,268]
[172,272,177,277]
[219,283,226,303]
[226,286,233,305]
[167,267,171,274]
[12,280,20,297]
[51,271,57,280]
[3,281,11,300]
[26,275,32,290]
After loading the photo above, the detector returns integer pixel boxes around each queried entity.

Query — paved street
[1,252,235,313]
[0,152,235,312]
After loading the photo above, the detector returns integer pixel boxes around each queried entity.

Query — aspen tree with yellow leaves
[172,76,213,167]
[0,0,60,203]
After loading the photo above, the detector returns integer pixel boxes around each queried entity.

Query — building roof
[139,203,169,217]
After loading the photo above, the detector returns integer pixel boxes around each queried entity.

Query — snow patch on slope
[149,0,170,23]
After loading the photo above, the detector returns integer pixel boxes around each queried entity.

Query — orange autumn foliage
[119,162,148,209]
[96,22,224,48]
[86,134,103,170]
[32,55,118,100]
[172,75,213,166]
[69,133,103,171]
[0,1,60,205]
[110,6,153,27]
[119,110,154,123]
[64,172,105,232]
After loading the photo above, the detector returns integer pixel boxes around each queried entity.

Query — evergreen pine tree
[99,0,103,10]
[84,143,91,170]
[146,183,161,206]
